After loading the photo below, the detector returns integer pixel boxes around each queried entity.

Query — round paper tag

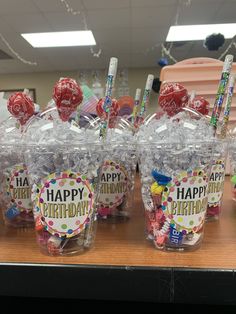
[99,160,128,208]
[208,159,225,207]
[7,164,32,212]
[34,171,94,238]
[161,169,208,233]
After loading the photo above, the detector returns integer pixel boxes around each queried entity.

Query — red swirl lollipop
[189,96,210,115]
[96,98,119,119]
[7,92,35,125]
[53,78,83,122]
[158,82,189,117]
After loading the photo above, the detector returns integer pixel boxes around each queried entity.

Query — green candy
[231,175,236,185]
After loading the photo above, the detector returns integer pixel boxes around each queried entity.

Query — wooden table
[0,176,236,304]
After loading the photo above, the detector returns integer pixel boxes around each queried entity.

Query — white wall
[0,67,160,115]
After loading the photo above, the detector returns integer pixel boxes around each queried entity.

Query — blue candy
[151,169,171,185]
[5,206,20,220]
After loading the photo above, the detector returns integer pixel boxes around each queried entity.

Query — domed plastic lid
[0,116,23,145]
[23,107,102,146]
[137,107,216,145]
[86,116,136,145]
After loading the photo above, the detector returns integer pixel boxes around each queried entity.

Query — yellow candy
[151,182,164,195]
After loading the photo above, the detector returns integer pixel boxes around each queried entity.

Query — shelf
[1,177,236,304]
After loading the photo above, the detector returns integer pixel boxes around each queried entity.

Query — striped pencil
[99,57,118,139]
[138,74,154,119]
[132,88,141,124]
[220,74,236,138]
[210,54,234,130]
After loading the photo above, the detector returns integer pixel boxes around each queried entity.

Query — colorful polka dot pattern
[161,168,209,233]
[6,163,32,213]
[98,160,129,208]
[34,170,94,238]
[208,159,225,208]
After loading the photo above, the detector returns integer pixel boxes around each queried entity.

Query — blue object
[158,57,168,67]
[151,169,171,185]
[169,227,183,245]
[5,206,20,220]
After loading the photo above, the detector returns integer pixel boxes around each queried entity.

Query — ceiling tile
[84,0,130,10]
[214,2,236,23]
[131,6,176,28]
[131,27,169,44]
[177,0,222,24]
[0,0,39,14]
[131,0,177,7]
[43,12,85,31]
[32,0,83,13]
[1,14,51,33]
[93,28,130,44]
[87,8,130,29]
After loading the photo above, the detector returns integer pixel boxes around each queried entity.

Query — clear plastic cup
[0,117,34,228]
[23,108,104,256]
[206,140,228,221]
[228,125,236,201]
[137,110,216,251]
[88,117,137,222]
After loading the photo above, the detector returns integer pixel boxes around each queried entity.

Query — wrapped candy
[0,92,35,227]
[137,109,219,251]
[189,96,210,116]
[53,77,83,121]
[96,98,119,128]
[23,78,104,256]
[158,82,189,117]
[7,92,35,125]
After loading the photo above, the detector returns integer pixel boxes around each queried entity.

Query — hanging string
[161,44,178,63]
[59,0,102,58]
[156,0,192,64]
[90,47,102,58]
[60,0,81,15]
[0,33,37,66]
[218,36,236,60]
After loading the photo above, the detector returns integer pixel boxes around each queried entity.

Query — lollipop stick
[210,54,233,130]
[99,57,118,139]
[220,74,236,138]
[132,88,141,124]
[138,74,154,119]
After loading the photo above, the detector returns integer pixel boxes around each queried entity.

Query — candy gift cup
[92,117,137,222]
[206,139,228,221]
[228,138,236,201]
[137,112,216,251]
[0,117,34,228]
[23,108,104,256]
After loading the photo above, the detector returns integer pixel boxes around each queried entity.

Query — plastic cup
[23,108,104,256]
[90,117,137,222]
[206,140,228,221]
[229,143,236,202]
[228,126,236,201]
[0,117,34,228]
[137,111,216,251]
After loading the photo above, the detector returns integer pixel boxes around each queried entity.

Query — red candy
[158,82,189,117]
[53,78,83,122]
[189,96,210,115]
[96,98,119,120]
[7,92,35,125]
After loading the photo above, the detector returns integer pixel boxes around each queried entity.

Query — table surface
[2,175,236,304]
[0,175,235,269]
